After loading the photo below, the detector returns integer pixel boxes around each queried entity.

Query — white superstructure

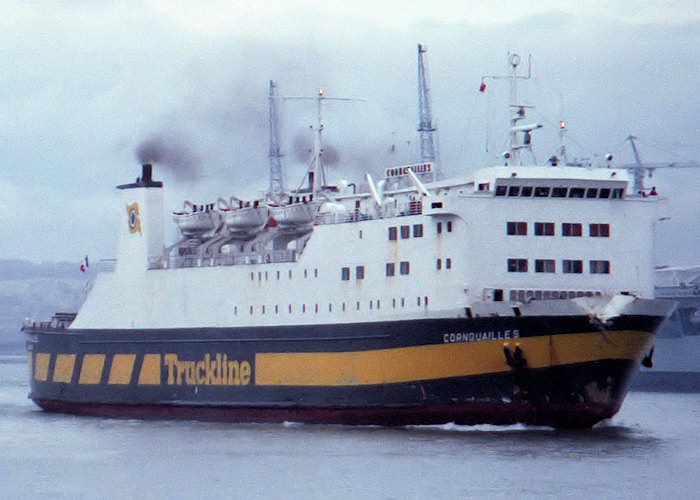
[70,53,662,332]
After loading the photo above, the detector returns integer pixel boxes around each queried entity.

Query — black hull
[25,314,661,429]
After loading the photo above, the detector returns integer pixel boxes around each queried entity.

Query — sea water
[0,356,698,499]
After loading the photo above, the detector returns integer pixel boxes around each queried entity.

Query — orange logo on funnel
[126,203,141,233]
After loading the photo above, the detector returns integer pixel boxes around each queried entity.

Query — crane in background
[616,135,699,194]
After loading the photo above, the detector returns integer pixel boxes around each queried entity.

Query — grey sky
[1,1,698,265]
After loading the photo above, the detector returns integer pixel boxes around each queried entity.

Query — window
[589,223,610,237]
[534,222,555,236]
[388,227,397,241]
[436,259,442,270]
[535,259,555,273]
[520,186,533,197]
[436,222,442,234]
[386,262,395,277]
[534,186,550,197]
[400,261,410,275]
[447,221,453,232]
[508,186,520,196]
[495,185,507,196]
[568,187,585,198]
[612,188,624,199]
[413,224,423,238]
[446,258,452,269]
[563,260,583,274]
[507,259,528,272]
[552,187,568,197]
[562,223,582,237]
[599,188,611,199]
[341,267,350,281]
[586,188,598,199]
[400,225,410,239]
[590,260,611,274]
[507,221,527,235]
[356,266,364,279]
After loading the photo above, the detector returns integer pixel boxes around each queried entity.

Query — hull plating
[26,315,660,428]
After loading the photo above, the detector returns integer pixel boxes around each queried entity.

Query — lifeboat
[173,201,220,237]
[271,195,320,232]
[219,198,270,236]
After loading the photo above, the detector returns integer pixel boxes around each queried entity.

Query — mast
[417,44,436,167]
[482,53,541,166]
[268,80,285,203]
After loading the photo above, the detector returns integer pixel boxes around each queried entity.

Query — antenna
[279,89,363,196]
[268,80,285,203]
[417,44,436,168]
[481,52,541,166]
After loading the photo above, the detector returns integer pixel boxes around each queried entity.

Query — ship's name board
[443,330,520,344]
[163,353,251,386]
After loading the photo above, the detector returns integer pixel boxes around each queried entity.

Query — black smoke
[135,133,201,181]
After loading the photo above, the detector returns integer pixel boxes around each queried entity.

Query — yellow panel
[26,352,33,379]
[138,354,161,385]
[79,354,106,384]
[53,354,76,383]
[108,354,136,385]
[255,330,654,387]
[34,353,50,381]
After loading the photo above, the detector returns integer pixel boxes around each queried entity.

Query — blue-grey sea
[0,355,698,499]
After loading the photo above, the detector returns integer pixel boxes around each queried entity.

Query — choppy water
[1,355,698,499]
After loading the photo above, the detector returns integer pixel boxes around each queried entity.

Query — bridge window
[535,259,555,273]
[586,188,598,198]
[507,259,528,272]
[590,260,611,274]
[507,221,527,235]
[599,188,611,198]
[552,187,568,198]
[562,223,582,237]
[563,260,583,274]
[520,186,533,196]
[590,223,610,237]
[535,222,555,236]
[495,185,507,196]
[534,186,550,197]
[508,186,521,196]
[569,187,585,198]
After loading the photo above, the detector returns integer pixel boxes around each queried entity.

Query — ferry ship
[24,51,674,429]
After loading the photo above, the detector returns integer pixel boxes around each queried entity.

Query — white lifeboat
[173,201,220,237]
[219,197,270,235]
[272,195,320,231]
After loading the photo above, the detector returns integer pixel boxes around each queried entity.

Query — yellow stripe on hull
[255,330,654,387]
